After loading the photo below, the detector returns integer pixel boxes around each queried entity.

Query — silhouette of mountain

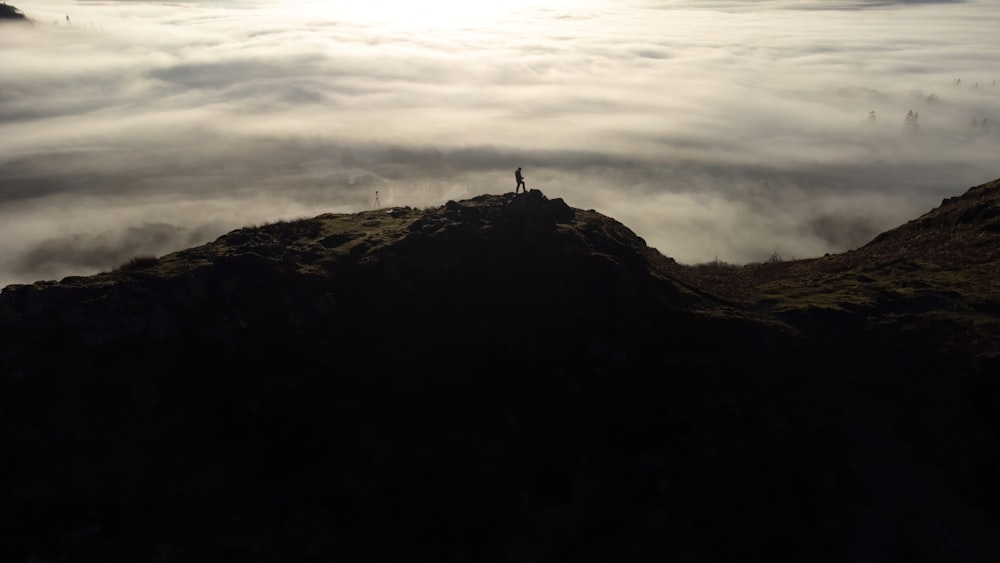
[2,185,999,561]
[0,3,27,20]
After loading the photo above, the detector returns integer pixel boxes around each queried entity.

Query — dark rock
[0,3,27,20]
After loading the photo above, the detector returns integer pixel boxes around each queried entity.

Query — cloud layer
[2,0,999,285]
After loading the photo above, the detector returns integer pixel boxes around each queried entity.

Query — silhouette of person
[515,167,526,194]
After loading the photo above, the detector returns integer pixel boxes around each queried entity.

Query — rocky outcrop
[0,190,713,374]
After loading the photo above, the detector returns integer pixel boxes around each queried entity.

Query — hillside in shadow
[2,184,1000,562]
[0,3,27,21]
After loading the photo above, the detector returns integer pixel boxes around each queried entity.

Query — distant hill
[0,3,27,20]
[2,184,1000,561]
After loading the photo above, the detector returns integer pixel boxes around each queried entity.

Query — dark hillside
[2,188,999,561]
[864,176,1000,260]
[678,178,1000,360]
[0,3,27,20]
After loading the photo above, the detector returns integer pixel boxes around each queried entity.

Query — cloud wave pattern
[1,0,998,285]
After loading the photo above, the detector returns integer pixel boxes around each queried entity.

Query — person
[515,167,526,194]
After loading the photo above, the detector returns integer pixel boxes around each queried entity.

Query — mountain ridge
[2,183,1000,561]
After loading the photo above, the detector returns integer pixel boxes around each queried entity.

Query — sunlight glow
[287,0,588,27]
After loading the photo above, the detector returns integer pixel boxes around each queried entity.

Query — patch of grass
[256,217,324,239]
[749,260,993,316]
[691,258,742,274]
[119,255,160,271]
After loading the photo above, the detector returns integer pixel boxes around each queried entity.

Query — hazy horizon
[2,0,998,285]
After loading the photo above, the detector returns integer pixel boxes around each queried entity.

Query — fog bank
[2,0,998,284]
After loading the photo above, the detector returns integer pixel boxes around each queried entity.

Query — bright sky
[286,0,590,25]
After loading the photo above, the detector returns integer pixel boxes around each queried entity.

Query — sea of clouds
[1,0,998,285]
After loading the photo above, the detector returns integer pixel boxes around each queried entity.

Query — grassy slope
[671,178,1000,360]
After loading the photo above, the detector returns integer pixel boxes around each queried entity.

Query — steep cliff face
[2,187,999,562]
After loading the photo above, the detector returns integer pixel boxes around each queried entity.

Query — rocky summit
[2,186,1000,562]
